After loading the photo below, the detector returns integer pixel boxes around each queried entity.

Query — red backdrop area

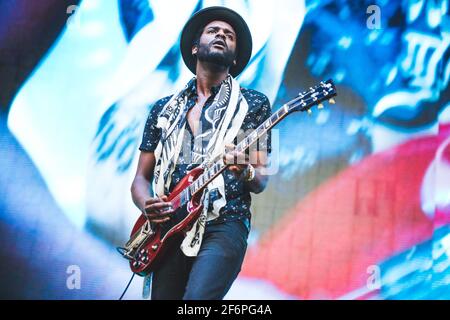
[242,126,450,299]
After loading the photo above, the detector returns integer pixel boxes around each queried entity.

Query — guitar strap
[152,75,248,257]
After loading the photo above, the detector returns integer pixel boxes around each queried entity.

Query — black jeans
[151,218,249,300]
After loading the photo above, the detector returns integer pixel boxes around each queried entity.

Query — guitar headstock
[288,79,337,114]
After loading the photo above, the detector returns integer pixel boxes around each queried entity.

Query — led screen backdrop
[0,0,449,299]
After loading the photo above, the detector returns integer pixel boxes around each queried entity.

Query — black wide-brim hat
[180,6,252,77]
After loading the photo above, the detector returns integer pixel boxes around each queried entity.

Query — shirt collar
[186,77,227,98]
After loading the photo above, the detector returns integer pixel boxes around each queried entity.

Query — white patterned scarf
[152,75,248,256]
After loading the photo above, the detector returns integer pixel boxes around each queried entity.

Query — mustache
[211,39,227,49]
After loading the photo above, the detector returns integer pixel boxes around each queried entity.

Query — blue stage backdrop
[0,0,449,299]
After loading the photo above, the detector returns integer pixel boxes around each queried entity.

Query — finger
[155,200,173,207]
[225,143,236,150]
[152,214,171,221]
[224,154,235,165]
[151,217,171,224]
[234,152,248,165]
[150,203,175,214]
[225,152,246,163]
[223,144,236,160]
[145,195,168,206]
[144,198,159,205]
[145,202,173,214]
[157,206,176,215]
[145,209,174,220]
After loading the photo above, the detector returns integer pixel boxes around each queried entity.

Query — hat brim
[180,6,252,77]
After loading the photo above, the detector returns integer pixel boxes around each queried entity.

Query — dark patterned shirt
[139,79,271,228]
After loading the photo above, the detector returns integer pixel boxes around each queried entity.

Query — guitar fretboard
[176,80,336,206]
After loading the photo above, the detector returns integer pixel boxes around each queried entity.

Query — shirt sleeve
[139,97,168,152]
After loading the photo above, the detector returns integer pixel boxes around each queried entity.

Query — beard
[196,41,235,69]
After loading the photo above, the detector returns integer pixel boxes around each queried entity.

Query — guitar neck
[179,80,336,204]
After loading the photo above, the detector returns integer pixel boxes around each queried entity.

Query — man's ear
[192,46,198,56]
[233,60,237,66]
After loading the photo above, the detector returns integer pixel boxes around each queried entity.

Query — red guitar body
[126,167,204,276]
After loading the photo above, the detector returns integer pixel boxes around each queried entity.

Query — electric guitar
[118,79,337,276]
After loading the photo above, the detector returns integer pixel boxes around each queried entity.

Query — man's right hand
[142,195,174,223]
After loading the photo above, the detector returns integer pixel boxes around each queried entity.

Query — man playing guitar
[130,6,271,299]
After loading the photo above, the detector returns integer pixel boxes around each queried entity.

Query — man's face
[193,20,237,69]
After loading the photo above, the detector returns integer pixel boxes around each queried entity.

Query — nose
[215,30,226,41]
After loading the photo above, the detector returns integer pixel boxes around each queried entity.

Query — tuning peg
[329,98,336,104]
[307,109,313,115]
[318,103,324,109]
